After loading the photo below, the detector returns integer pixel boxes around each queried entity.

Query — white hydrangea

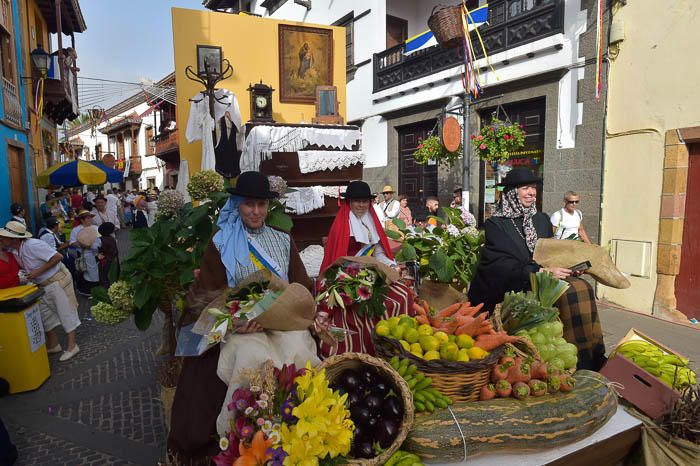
[446,224,461,237]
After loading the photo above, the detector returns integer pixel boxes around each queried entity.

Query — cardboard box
[599,329,683,419]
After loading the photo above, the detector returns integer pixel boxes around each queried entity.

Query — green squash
[404,370,617,461]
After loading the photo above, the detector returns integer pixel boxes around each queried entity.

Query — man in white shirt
[38,217,69,255]
[105,189,120,215]
[91,196,120,230]
[0,220,80,361]
[378,185,400,227]
[550,191,591,244]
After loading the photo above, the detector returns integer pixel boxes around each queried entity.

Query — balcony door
[398,120,438,222]
[386,15,407,49]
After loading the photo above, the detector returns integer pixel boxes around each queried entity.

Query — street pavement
[2,229,699,465]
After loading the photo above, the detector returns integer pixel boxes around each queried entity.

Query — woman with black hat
[468,168,605,371]
[168,171,319,463]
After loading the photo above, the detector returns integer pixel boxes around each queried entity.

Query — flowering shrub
[91,301,131,325]
[413,134,462,167]
[390,207,484,291]
[267,176,288,197]
[155,189,185,220]
[471,118,526,164]
[187,169,224,201]
[316,262,389,318]
[214,361,354,466]
[107,280,134,313]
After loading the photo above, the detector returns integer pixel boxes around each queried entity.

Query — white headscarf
[349,210,380,245]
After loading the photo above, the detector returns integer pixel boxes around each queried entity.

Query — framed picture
[278,24,333,103]
[312,85,344,125]
[197,45,222,77]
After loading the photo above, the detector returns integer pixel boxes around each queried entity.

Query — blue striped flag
[405,4,489,55]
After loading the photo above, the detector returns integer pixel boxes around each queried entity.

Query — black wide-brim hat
[226,171,278,199]
[341,180,374,199]
[498,167,543,188]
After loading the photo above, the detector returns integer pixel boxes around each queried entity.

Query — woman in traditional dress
[168,171,322,463]
[468,168,605,370]
[319,181,414,357]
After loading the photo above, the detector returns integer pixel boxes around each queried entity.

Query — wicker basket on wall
[427,4,464,48]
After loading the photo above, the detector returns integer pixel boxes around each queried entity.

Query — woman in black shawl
[468,168,606,371]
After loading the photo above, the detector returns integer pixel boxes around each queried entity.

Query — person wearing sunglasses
[550,191,591,244]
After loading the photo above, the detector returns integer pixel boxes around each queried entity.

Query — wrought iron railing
[2,77,22,127]
[373,0,564,93]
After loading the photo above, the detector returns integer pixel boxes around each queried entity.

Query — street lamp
[30,45,51,76]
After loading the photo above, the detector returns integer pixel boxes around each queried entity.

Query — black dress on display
[214,117,241,178]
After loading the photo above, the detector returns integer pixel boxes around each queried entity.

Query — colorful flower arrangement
[206,282,279,344]
[413,134,462,167]
[187,169,225,201]
[316,262,389,318]
[471,118,526,164]
[214,361,354,466]
[389,207,484,291]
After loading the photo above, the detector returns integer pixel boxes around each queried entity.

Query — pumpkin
[403,370,617,461]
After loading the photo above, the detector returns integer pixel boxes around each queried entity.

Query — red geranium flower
[479,144,487,150]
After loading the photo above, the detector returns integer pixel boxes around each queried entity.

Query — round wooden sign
[102,153,115,168]
[442,116,462,152]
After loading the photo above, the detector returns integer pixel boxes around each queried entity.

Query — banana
[405,364,418,377]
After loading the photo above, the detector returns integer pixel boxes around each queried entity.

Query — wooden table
[430,407,642,465]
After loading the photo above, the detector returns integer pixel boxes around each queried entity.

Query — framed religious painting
[278,24,333,103]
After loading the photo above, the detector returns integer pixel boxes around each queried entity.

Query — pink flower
[339,292,353,306]
[491,127,496,132]
[228,388,254,412]
[470,134,476,140]
[257,417,265,426]
[358,285,372,301]
[477,135,484,141]
[479,144,487,150]
[345,265,360,277]
[519,124,524,129]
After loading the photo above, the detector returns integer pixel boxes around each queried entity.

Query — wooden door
[676,144,700,319]
[386,15,408,49]
[7,144,28,215]
[398,121,438,221]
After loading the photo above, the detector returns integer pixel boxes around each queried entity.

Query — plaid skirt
[319,282,414,358]
[557,277,606,371]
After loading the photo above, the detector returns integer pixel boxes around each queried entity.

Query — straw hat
[0,220,32,239]
[382,185,395,194]
[77,226,99,248]
[77,209,95,218]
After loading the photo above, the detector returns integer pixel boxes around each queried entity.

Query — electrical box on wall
[610,239,652,278]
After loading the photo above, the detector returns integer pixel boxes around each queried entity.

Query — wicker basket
[427,4,464,48]
[373,331,504,402]
[492,304,545,361]
[318,353,415,465]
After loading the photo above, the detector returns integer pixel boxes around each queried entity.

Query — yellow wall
[599,0,700,312]
[172,8,347,172]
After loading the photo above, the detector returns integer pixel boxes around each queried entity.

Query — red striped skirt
[319,282,414,358]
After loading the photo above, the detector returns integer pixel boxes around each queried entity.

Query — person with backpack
[550,191,592,244]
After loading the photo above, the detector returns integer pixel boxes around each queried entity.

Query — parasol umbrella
[89,161,124,183]
[37,160,124,188]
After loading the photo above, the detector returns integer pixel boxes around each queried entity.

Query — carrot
[455,314,489,336]
[436,302,463,318]
[474,332,520,351]
[415,314,430,325]
[456,303,484,318]
[513,382,530,400]
[529,379,547,397]
[559,374,576,392]
[412,302,427,317]
[531,361,548,380]
[495,380,512,398]
[472,322,495,336]
[421,300,430,316]
[491,362,512,383]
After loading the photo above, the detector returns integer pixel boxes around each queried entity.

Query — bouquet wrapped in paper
[193,269,316,347]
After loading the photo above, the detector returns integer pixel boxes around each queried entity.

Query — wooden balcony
[155,128,179,158]
[2,78,22,127]
[373,0,564,93]
[0,0,12,33]
[128,156,142,176]
[44,51,80,124]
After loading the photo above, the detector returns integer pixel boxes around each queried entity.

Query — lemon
[457,348,470,362]
[404,328,420,344]
[391,325,406,340]
[455,334,474,349]
[399,316,416,328]
[399,340,411,351]
[419,335,440,353]
[424,350,440,360]
[410,343,423,355]
[448,334,456,343]
[387,317,401,328]
[417,324,434,336]
[375,324,390,337]
[434,331,449,344]
[468,347,489,360]
[420,257,429,266]
[440,342,459,361]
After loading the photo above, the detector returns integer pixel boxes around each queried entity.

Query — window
[145,126,154,155]
[147,177,156,190]
[334,12,355,78]
[95,144,102,160]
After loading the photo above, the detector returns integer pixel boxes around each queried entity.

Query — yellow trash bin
[0,285,50,394]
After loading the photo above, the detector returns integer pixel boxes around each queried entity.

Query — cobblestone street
[1,230,167,466]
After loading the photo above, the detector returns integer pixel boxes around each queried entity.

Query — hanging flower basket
[413,134,463,167]
[471,118,526,164]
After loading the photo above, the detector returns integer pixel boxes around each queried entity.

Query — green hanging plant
[471,117,526,164]
[413,134,462,167]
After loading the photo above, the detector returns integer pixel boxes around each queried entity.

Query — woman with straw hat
[0,220,81,361]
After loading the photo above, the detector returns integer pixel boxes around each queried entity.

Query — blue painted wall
[0,0,33,230]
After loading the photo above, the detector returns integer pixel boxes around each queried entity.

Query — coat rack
[185,56,234,119]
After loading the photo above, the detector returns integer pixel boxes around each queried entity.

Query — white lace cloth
[299,244,326,278]
[282,186,325,215]
[240,125,362,172]
[320,185,347,198]
[298,150,365,174]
